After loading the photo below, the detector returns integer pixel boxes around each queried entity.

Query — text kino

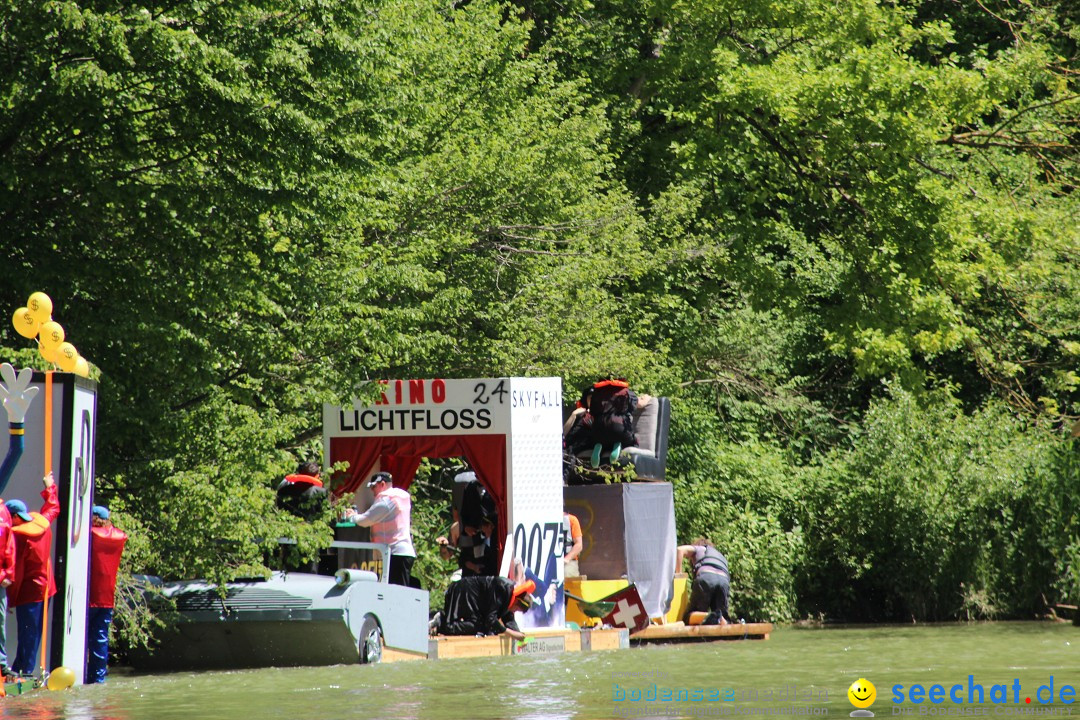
[377,379,446,405]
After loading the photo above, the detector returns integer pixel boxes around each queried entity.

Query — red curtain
[329,434,508,549]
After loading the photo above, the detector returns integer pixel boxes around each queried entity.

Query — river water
[2,622,1078,719]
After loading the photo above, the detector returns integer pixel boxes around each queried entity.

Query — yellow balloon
[39,321,65,349]
[12,307,40,339]
[74,357,90,378]
[26,292,53,324]
[56,343,78,372]
[39,342,59,364]
[46,665,75,691]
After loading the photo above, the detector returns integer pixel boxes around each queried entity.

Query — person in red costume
[0,503,14,679]
[6,471,59,677]
[86,504,127,683]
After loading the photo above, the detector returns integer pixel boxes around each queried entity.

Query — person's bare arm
[565,534,583,563]
[676,545,695,572]
[348,498,393,527]
[563,407,586,436]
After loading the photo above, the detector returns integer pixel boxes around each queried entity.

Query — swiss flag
[599,584,650,634]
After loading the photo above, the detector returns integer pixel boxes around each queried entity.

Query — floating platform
[1052,603,1080,626]
[424,627,629,661]
[631,621,772,643]
[2,677,42,697]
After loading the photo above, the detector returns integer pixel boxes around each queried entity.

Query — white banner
[506,377,565,630]
[60,383,95,683]
[325,378,524,437]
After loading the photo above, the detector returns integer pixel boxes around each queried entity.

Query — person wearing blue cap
[87,504,127,683]
[7,471,59,677]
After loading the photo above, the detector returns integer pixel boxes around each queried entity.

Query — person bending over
[676,538,730,626]
[436,576,534,640]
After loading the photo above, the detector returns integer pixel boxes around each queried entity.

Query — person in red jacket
[6,471,59,677]
[86,504,127,683]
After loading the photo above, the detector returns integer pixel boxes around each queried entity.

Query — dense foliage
[1,0,1077,635]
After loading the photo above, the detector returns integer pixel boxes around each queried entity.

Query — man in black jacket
[437,576,534,639]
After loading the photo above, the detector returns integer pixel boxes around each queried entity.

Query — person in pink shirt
[343,472,417,587]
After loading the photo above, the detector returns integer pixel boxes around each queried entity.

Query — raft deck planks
[631,621,773,643]
[427,627,629,660]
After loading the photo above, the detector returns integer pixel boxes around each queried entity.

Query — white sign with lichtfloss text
[326,378,515,437]
[323,377,567,629]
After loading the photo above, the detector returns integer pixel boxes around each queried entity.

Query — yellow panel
[564,578,629,626]
[565,577,690,626]
[665,575,690,624]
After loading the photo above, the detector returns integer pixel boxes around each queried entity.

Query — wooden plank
[427,628,627,660]
[425,622,762,659]
[428,634,517,660]
[584,628,630,651]
[381,647,428,663]
[631,622,773,642]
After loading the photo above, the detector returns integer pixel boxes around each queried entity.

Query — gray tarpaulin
[564,482,676,618]
[623,483,676,617]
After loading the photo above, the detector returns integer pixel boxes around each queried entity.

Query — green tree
[2,0,1078,631]
[0,0,650,591]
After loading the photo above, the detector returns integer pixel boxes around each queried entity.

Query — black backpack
[589,380,637,447]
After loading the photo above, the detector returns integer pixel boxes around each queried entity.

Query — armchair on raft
[621,396,670,481]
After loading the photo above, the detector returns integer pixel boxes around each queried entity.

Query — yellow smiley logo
[848,678,876,709]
